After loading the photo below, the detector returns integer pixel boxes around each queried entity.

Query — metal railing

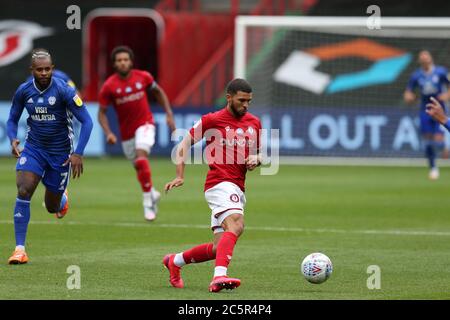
[172,0,302,106]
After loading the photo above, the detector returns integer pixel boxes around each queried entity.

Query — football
[301,253,333,284]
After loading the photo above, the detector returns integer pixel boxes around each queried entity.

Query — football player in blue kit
[6,49,93,264]
[25,48,81,211]
[404,50,450,180]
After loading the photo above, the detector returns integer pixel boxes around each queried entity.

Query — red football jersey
[189,107,262,192]
[98,69,155,141]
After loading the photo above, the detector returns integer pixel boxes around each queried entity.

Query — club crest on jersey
[125,86,132,93]
[236,128,244,135]
[48,96,56,105]
[135,82,142,90]
[247,126,254,134]
[73,94,83,107]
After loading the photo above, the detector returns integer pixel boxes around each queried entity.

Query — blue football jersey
[9,77,87,154]
[407,66,450,110]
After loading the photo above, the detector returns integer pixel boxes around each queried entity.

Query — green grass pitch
[0,157,450,299]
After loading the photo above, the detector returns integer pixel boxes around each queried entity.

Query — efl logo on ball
[301,252,333,284]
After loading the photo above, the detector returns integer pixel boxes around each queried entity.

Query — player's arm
[426,97,450,131]
[438,69,450,101]
[404,73,417,104]
[165,116,209,193]
[245,154,262,171]
[150,83,176,133]
[245,122,263,171]
[98,107,117,144]
[97,84,117,144]
[6,87,25,158]
[404,90,416,104]
[164,134,195,193]
[66,92,94,179]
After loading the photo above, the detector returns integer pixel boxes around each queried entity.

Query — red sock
[182,243,215,264]
[134,157,152,192]
[215,232,238,268]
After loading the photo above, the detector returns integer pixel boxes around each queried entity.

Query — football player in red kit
[164,79,262,292]
[98,46,176,221]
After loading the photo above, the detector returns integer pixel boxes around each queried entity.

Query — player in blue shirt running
[404,50,450,180]
[25,48,82,211]
[6,49,93,264]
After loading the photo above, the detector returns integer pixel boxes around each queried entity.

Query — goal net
[234,16,450,159]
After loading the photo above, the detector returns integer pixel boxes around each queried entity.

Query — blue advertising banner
[252,106,449,158]
[1,102,447,158]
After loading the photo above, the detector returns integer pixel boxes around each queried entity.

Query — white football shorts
[204,181,246,234]
[121,124,156,160]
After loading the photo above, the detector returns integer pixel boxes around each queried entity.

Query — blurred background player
[403,50,450,180]
[164,79,262,293]
[98,46,176,221]
[6,49,93,264]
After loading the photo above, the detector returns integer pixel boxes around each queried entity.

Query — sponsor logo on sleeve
[73,94,83,107]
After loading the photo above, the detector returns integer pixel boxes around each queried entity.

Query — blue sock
[425,143,436,169]
[13,197,31,247]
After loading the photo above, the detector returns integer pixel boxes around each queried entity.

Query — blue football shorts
[420,111,445,135]
[16,143,70,194]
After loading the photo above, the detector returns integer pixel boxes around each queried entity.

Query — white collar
[33,77,53,94]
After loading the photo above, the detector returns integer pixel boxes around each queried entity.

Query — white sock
[151,188,160,202]
[173,253,186,267]
[15,245,25,251]
[214,266,227,278]
[143,192,153,207]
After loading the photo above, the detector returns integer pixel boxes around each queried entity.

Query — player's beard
[118,68,131,78]
[35,75,51,90]
[229,101,246,118]
[115,64,132,78]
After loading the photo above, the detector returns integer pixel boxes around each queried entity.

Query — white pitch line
[0,220,450,237]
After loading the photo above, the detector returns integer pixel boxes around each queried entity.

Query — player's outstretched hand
[164,177,184,193]
[106,133,117,144]
[426,97,448,125]
[245,155,261,171]
[64,153,84,179]
[11,139,21,158]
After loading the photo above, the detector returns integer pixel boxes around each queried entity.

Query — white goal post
[233,16,450,164]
